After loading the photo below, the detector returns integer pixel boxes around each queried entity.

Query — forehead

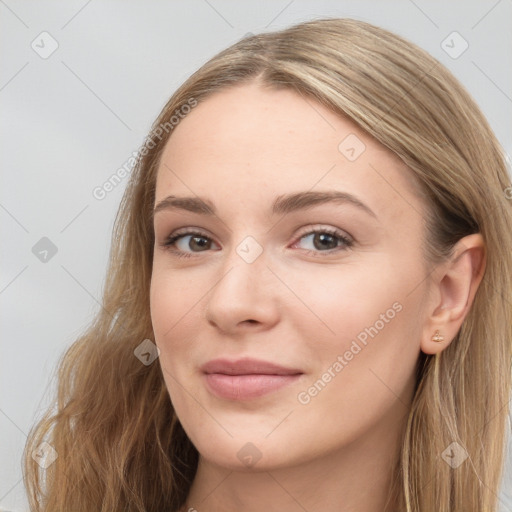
[155,82,425,224]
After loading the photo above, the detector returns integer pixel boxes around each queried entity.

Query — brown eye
[294,228,353,255]
[162,230,218,258]
[183,234,211,251]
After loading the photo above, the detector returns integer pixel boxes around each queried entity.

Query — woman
[24,17,512,512]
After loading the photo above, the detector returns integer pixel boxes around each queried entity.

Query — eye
[292,227,353,256]
[159,226,353,259]
[160,230,218,259]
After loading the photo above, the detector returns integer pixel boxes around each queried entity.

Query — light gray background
[1,1,511,510]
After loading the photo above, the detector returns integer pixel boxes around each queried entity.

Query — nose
[204,245,280,335]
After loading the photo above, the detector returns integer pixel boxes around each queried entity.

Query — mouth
[201,357,304,400]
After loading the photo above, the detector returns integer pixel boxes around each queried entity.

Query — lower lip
[204,373,302,400]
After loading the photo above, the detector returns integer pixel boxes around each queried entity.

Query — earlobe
[420,233,486,355]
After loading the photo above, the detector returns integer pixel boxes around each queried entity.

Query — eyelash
[160,226,354,260]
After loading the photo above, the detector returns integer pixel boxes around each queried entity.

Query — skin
[149,81,485,512]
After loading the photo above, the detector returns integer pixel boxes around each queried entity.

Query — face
[150,82,431,471]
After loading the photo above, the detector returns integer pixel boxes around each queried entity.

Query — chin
[186,427,314,473]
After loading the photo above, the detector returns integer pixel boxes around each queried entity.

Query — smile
[201,357,304,400]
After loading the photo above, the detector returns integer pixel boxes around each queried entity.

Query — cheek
[295,262,422,406]
[149,267,197,384]
[149,265,201,340]
[300,250,425,339]
[149,262,222,402]
[291,261,401,351]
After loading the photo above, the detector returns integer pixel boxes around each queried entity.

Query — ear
[420,233,486,355]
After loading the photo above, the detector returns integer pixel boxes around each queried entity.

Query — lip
[201,357,303,400]
[201,357,302,376]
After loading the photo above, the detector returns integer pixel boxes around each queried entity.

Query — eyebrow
[153,190,377,219]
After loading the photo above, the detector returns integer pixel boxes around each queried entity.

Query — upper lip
[201,357,303,376]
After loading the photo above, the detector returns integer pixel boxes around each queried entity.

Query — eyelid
[167,226,211,239]
[292,224,353,244]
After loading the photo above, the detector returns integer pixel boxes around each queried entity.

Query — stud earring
[432,330,444,343]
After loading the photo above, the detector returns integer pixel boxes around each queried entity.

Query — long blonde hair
[24,17,512,512]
